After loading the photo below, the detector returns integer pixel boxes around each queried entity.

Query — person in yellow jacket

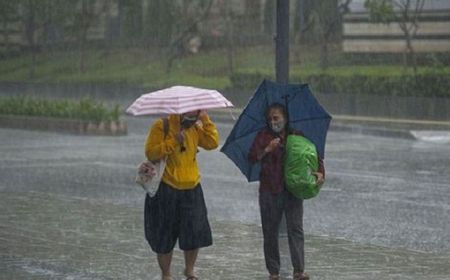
[144,110,219,280]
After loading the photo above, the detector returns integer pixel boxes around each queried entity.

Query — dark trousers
[259,189,305,275]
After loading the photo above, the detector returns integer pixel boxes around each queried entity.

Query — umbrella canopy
[126,86,233,116]
[220,79,332,182]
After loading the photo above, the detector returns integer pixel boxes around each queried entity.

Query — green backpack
[284,134,320,199]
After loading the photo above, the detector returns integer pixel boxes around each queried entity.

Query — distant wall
[343,6,450,53]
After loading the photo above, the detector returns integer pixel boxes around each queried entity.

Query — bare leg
[157,252,173,279]
[184,249,199,277]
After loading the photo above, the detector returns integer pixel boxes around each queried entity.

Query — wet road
[1,116,450,279]
[2,190,450,280]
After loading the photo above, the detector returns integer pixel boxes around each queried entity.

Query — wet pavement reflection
[2,190,450,280]
[1,118,450,279]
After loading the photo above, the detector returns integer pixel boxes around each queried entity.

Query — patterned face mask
[181,115,198,129]
[270,119,286,133]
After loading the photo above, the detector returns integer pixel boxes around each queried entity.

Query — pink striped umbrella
[126,86,234,116]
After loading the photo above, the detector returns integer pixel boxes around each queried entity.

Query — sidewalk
[1,190,450,280]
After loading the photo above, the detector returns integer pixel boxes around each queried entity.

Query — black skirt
[144,181,213,254]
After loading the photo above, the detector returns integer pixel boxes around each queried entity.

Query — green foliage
[230,69,450,97]
[0,46,449,97]
[229,71,271,90]
[120,0,143,40]
[0,97,121,122]
[15,0,76,47]
[0,1,19,22]
[0,48,234,89]
[263,0,275,34]
[144,0,174,46]
[364,0,396,23]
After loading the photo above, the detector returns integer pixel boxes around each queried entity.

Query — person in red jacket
[248,103,325,280]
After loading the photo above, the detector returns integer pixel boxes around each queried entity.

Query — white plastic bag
[135,157,167,197]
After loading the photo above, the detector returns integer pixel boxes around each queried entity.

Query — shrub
[229,71,450,97]
[229,71,271,90]
[0,97,121,122]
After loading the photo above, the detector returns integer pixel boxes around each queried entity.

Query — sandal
[184,270,198,280]
[269,275,281,280]
[293,272,310,280]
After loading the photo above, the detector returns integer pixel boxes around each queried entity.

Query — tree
[75,0,93,73]
[308,0,352,70]
[12,0,75,77]
[365,0,425,73]
[293,0,313,64]
[21,0,41,78]
[144,0,174,47]
[293,0,314,42]
[0,0,20,54]
[165,0,213,74]
[69,0,111,73]
[118,0,143,44]
[224,0,235,74]
[263,0,275,35]
[20,0,65,78]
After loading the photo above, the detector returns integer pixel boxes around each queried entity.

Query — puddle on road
[411,130,450,144]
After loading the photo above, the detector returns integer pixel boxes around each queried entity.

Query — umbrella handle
[228,108,237,121]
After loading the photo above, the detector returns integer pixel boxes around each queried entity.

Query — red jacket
[248,128,325,194]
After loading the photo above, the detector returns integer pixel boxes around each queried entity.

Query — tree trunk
[225,0,234,74]
[263,0,275,35]
[79,0,88,73]
[320,40,329,70]
[165,0,213,74]
[25,0,37,79]
[275,0,290,84]
[405,35,417,75]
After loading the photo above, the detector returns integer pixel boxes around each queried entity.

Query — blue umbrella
[220,79,332,182]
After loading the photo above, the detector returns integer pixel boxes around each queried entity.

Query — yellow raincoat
[145,114,219,190]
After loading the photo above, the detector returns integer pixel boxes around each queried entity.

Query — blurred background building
[343,0,450,53]
[2,0,449,56]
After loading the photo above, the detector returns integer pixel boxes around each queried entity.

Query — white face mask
[270,120,286,133]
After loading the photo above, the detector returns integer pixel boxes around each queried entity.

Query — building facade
[343,0,450,53]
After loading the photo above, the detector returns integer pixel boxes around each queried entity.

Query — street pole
[275,0,289,84]
[275,0,290,236]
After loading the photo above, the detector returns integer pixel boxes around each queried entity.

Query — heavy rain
[0,1,449,280]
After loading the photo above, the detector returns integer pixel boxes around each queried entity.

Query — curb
[329,123,416,139]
